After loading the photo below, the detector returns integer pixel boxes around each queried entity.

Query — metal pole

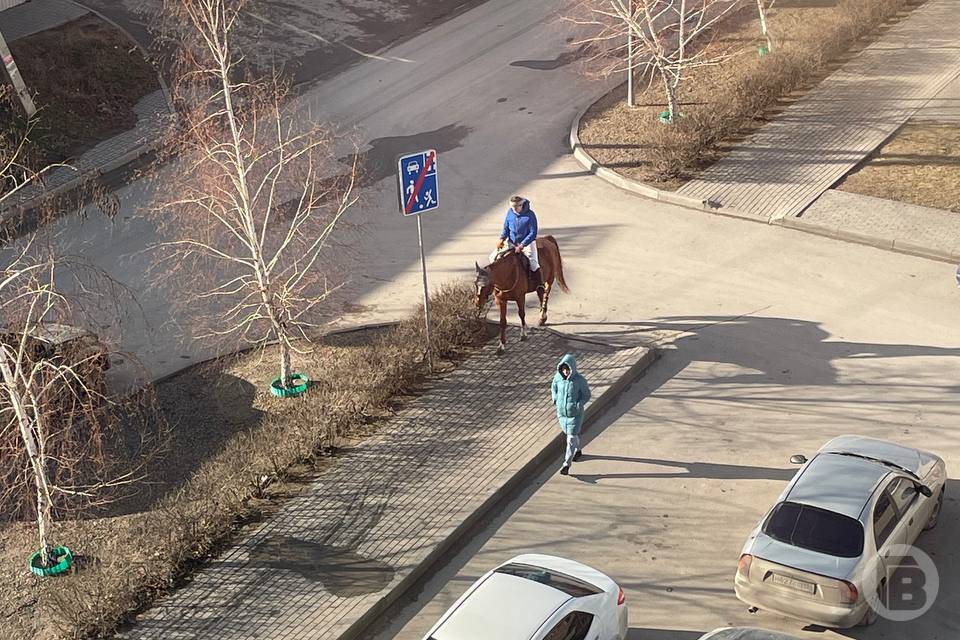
[0,30,36,118]
[627,0,634,107]
[416,213,434,372]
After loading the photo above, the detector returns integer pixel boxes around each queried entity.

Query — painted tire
[29,546,73,577]
[270,373,310,398]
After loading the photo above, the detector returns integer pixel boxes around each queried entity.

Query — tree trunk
[757,0,773,52]
[662,74,680,123]
[278,338,292,389]
[0,350,53,563]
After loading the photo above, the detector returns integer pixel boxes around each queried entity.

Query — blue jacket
[551,353,591,435]
[500,201,538,247]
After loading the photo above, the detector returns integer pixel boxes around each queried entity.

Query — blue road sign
[398,149,439,215]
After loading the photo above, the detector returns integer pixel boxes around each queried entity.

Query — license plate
[771,573,816,594]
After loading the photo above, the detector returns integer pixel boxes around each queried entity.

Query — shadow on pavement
[571,456,798,484]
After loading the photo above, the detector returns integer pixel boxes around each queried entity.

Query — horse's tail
[543,235,569,293]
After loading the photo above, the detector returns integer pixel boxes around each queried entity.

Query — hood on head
[557,353,577,376]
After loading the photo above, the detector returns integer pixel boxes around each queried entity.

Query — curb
[340,335,659,639]
[569,92,960,265]
[568,97,768,226]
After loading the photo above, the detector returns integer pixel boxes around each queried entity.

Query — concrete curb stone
[569,91,960,265]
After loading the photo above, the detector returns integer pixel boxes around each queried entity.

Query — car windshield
[762,501,864,558]
[494,563,602,597]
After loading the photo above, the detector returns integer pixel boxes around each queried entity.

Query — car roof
[786,452,889,519]
[819,435,924,474]
[0,322,92,345]
[433,572,569,640]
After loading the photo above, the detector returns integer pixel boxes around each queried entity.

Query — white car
[735,435,946,628]
[422,554,628,640]
[699,629,801,640]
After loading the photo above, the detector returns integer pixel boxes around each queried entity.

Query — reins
[490,253,524,297]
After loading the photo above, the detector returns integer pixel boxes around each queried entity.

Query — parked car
[422,554,628,640]
[699,629,801,640]
[0,322,110,389]
[735,435,946,628]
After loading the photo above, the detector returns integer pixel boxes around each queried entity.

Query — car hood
[749,532,861,581]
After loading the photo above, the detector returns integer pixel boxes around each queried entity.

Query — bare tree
[154,0,359,392]
[571,0,745,122]
[0,240,154,568]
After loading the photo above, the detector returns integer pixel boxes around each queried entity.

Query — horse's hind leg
[539,282,552,326]
[518,298,528,341]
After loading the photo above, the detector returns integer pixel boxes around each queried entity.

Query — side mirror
[790,455,807,465]
[918,484,934,498]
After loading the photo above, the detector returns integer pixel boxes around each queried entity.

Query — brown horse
[475,235,569,354]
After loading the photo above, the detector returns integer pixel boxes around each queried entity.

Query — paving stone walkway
[0,0,172,216]
[0,0,87,41]
[119,328,654,640]
[796,189,960,259]
[677,0,960,221]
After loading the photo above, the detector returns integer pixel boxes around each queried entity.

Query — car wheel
[923,488,945,531]
[858,582,883,627]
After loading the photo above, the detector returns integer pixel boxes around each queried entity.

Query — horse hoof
[539,317,547,327]
[496,345,505,355]
[520,334,528,342]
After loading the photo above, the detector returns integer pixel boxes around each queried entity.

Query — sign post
[397,149,440,371]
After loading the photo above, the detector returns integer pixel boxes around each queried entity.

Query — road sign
[398,149,439,215]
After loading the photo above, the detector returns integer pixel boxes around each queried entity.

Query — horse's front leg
[518,296,528,341]
[539,282,552,326]
[496,297,508,355]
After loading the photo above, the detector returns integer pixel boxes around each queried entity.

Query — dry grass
[2,15,159,165]
[578,0,922,188]
[0,282,487,640]
[837,121,960,212]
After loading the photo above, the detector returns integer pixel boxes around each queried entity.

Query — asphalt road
[24,1,960,637]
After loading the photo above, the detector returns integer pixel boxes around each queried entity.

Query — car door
[873,480,911,575]
[885,476,926,543]
[538,610,598,640]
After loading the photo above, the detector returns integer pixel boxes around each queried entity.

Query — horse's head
[474,262,493,308]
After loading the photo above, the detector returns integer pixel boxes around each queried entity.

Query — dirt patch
[578,0,921,188]
[836,121,960,212]
[2,14,160,165]
[0,283,488,640]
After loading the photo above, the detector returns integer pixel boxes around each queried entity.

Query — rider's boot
[533,268,544,296]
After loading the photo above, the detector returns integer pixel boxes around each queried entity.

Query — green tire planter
[270,373,310,398]
[29,546,73,577]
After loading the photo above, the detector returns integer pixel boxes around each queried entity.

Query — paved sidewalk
[119,329,655,640]
[0,0,172,216]
[0,0,87,40]
[791,189,960,260]
[677,0,960,221]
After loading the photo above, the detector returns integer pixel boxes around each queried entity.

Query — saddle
[493,248,541,292]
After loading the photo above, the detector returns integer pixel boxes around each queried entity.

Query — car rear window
[762,501,864,558]
[494,563,602,597]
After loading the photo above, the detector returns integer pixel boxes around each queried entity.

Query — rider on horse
[491,195,542,292]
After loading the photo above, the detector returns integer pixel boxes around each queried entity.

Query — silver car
[735,435,946,628]
[422,554,628,640]
[699,629,801,640]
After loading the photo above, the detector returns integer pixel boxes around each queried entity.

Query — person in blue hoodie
[489,195,542,291]
[551,353,591,475]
